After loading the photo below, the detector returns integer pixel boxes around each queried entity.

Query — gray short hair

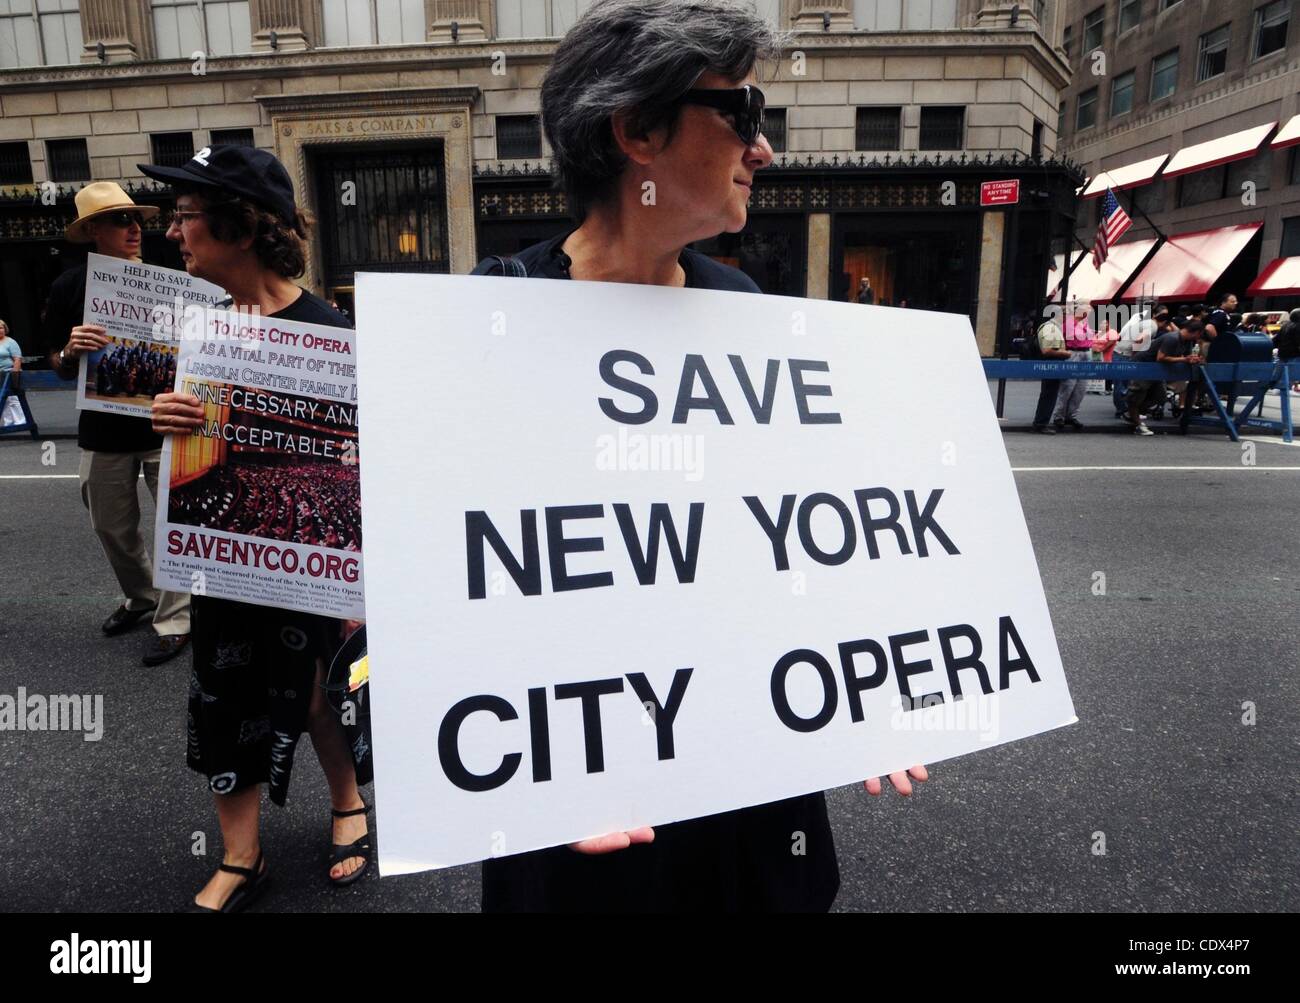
[542,0,785,219]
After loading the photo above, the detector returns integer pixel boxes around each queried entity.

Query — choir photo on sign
[82,338,180,407]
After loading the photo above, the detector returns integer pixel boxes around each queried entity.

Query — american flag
[1092,188,1132,267]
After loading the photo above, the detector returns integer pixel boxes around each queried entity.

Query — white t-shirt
[1122,317,1158,355]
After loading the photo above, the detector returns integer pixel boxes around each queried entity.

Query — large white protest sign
[77,252,224,418]
[356,273,1075,875]
[153,308,363,620]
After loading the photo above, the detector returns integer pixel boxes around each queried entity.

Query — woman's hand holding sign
[569,764,927,853]
[151,390,205,435]
[865,765,929,796]
[569,827,656,855]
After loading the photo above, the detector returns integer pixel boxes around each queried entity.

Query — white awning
[1271,114,1300,150]
[1080,154,1169,198]
[1162,123,1276,179]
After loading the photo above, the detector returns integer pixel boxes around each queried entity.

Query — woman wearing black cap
[471,0,927,913]
[144,146,371,912]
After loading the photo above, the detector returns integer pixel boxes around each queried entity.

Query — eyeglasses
[163,209,208,228]
[679,85,766,146]
[103,211,146,228]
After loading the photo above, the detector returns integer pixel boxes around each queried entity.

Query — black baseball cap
[137,145,297,225]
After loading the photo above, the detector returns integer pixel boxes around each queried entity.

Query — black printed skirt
[187,594,371,806]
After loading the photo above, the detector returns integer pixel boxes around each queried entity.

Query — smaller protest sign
[76,253,225,418]
[153,307,363,620]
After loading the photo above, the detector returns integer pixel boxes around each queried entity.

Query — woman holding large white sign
[470,0,927,912]
[146,147,372,912]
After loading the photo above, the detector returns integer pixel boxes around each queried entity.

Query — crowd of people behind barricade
[93,340,177,400]
[1027,295,1300,436]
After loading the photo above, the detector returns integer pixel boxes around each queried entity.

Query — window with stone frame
[1253,1,1290,60]
[855,107,902,151]
[764,108,787,154]
[1177,165,1226,207]
[151,0,251,58]
[494,0,595,38]
[151,132,196,168]
[496,115,542,160]
[1281,215,1300,256]
[210,128,255,148]
[1076,87,1099,130]
[321,0,426,47]
[1118,0,1141,35]
[1132,179,1166,214]
[1151,48,1179,101]
[0,0,82,68]
[1110,70,1135,117]
[1196,25,1231,82]
[0,141,33,184]
[918,106,964,151]
[1226,150,1272,195]
[1083,6,1105,51]
[46,138,89,182]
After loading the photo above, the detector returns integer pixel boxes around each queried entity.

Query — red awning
[1118,223,1263,302]
[1162,123,1275,179]
[1081,154,1169,198]
[1272,114,1300,149]
[1247,257,1300,296]
[1047,240,1157,305]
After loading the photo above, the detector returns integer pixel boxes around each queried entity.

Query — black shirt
[1205,309,1232,340]
[1141,331,1191,362]
[43,263,162,454]
[473,232,841,913]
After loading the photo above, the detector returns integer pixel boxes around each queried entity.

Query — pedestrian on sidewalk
[1052,303,1092,429]
[1028,319,1072,433]
[0,318,24,427]
[43,183,191,666]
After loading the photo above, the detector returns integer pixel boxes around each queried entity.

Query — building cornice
[0,30,1068,91]
[256,86,481,115]
[0,41,556,90]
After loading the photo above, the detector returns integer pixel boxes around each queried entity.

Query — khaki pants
[78,448,190,637]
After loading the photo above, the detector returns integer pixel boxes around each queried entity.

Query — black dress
[186,290,371,806]
[471,234,841,912]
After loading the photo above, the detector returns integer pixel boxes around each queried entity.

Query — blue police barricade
[983,358,1294,443]
[0,369,39,439]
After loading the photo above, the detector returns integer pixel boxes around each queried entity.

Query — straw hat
[65,182,159,244]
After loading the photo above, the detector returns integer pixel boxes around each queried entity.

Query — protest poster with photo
[355,274,1077,875]
[76,252,225,418]
[153,307,364,620]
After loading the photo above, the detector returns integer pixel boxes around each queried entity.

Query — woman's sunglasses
[679,85,766,146]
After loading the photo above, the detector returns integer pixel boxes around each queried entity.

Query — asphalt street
[2,383,1297,912]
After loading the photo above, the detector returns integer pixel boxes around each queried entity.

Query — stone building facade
[1,0,1084,356]
[1055,0,1300,311]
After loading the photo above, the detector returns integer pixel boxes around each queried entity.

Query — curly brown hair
[179,186,313,279]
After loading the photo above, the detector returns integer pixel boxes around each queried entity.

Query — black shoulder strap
[490,255,527,278]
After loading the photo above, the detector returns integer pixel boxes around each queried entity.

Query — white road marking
[0,474,78,479]
[1011,465,1300,472]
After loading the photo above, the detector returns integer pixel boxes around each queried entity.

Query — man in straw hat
[44,182,191,666]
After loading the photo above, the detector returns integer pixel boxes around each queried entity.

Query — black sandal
[329,803,373,887]
[191,852,270,913]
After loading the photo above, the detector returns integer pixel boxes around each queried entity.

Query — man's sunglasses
[679,85,766,146]
[102,211,146,228]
